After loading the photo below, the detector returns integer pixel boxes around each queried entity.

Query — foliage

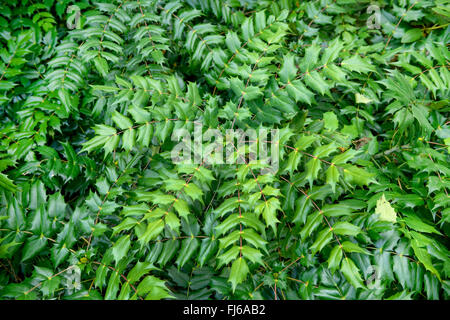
[0,0,449,300]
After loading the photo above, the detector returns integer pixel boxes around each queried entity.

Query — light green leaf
[401,29,423,43]
[323,111,338,131]
[229,257,249,292]
[355,93,372,104]
[332,222,361,236]
[112,235,130,264]
[279,54,297,83]
[341,55,376,74]
[375,194,397,223]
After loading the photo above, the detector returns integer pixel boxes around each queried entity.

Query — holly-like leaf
[375,194,397,223]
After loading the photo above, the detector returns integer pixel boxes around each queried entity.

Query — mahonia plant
[0,0,449,300]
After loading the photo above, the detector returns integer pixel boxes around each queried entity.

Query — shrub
[0,0,449,300]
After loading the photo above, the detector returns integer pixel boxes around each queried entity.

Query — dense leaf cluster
[0,0,449,300]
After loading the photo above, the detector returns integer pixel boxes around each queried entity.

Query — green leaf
[355,93,372,104]
[401,29,423,43]
[341,257,364,289]
[341,241,369,254]
[255,197,280,233]
[341,55,376,74]
[411,104,434,133]
[22,237,47,262]
[241,245,264,265]
[93,56,109,77]
[217,246,240,267]
[229,257,249,292]
[81,135,110,154]
[304,70,330,96]
[112,111,133,130]
[342,164,376,186]
[129,106,151,123]
[183,183,204,203]
[375,194,397,223]
[286,80,314,105]
[0,173,17,192]
[411,241,441,281]
[402,215,442,235]
[323,111,338,131]
[332,222,361,236]
[300,212,323,239]
[299,43,320,72]
[310,228,333,254]
[279,54,297,83]
[122,127,135,151]
[325,164,339,193]
[136,276,173,300]
[176,237,199,268]
[139,219,164,245]
[58,88,73,113]
[328,245,343,272]
[112,235,131,264]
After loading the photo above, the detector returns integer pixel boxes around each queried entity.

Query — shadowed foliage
[0,0,449,300]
